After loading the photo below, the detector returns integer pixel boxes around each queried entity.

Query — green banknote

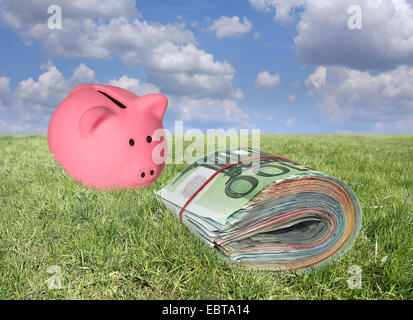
[156,147,362,271]
[158,148,323,225]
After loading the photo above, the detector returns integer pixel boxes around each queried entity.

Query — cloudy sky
[0,0,412,134]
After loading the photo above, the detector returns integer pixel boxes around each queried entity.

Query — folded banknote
[156,148,362,271]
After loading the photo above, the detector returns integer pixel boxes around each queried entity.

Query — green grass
[0,134,412,299]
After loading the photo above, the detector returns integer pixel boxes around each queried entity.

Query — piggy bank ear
[139,94,168,120]
[79,106,115,137]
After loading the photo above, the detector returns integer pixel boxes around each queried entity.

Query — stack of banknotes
[157,148,362,271]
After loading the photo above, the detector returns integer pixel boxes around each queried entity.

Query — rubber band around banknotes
[178,155,299,225]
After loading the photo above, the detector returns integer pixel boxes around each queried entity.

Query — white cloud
[0,0,140,29]
[267,112,277,120]
[108,76,160,96]
[288,95,296,101]
[14,64,67,104]
[9,62,96,107]
[1,1,143,58]
[249,0,306,23]
[305,65,413,133]
[0,62,98,133]
[255,71,281,90]
[306,66,326,89]
[251,111,276,120]
[94,18,196,63]
[0,0,243,102]
[0,62,251,133]
[251,112,264,120]
[250,0,413,70]
[285,117,296,127]
[21,16,196,61]
[147,42,232,74]
[144,42,241,98]
[208,16,253,39]
[0,77,11,95]
[0,1,251,132]
[170,96,250,124]
[107,76,249,124]
[290,80,301,88]
[70,63,96,85]
[0,119,7,129]
[107,75,248,123]
[0,77,11,109]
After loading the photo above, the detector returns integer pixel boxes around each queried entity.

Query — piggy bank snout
[139,166,158,179]
[138,164,161,182]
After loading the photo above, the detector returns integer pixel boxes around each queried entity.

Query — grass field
[0,134,412,299]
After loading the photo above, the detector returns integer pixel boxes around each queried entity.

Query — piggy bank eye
[146,136,152,143]
[129,138,135,146]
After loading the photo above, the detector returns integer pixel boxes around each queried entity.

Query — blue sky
[0,0,412,134]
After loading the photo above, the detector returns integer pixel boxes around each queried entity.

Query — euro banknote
[156,147,362,271]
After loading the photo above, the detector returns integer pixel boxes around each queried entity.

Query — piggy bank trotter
[48,84,168,189]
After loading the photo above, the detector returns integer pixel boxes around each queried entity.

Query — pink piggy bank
[48,84,168,189]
